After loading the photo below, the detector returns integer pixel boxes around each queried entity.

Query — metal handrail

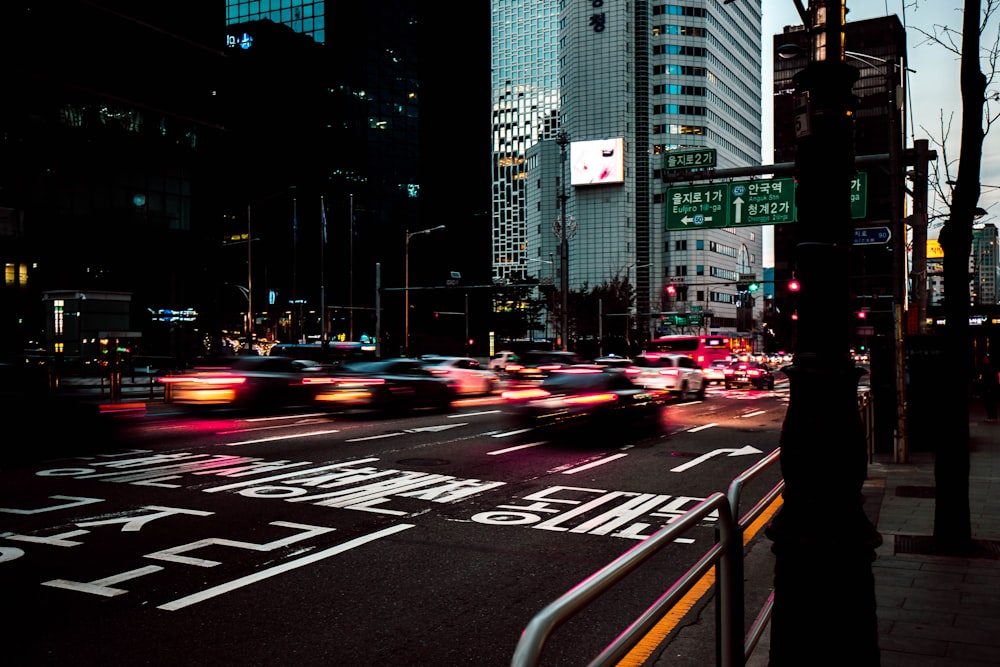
[512,391,872,667]
[510,493,736,667]
[726,448,785,661]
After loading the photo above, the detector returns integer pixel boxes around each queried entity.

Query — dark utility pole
[765,1,881,664]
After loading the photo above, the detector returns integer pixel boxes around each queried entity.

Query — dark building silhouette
[771,14,907,449]
[0,1,491,362]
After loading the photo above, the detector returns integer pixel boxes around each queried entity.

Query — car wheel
[724,382,731,390]
[696,381,706,400]
[680,381,689,399]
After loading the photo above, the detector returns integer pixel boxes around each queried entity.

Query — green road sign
[664,148,717,171]
[666,178,795,230]
[851,171,867,219]
[666,173,868,230]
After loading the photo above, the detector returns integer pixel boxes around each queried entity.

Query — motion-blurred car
[501,367,668,438]
[157,356,325,410]
[501,350,588,388]
[419,355,500,395]
[312,358,457,413]
[627,352,706,399]
[592,354,633,369]
[488,350,519,372]
[702,358,733,385]
[723,360,775,390]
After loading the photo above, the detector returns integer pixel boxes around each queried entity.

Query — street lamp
[557,130,571,351]
[764,2,881,664]
[405,225,446,356]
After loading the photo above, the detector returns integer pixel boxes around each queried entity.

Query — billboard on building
[570,138,624,186]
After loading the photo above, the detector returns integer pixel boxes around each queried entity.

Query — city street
[2,384,787,666]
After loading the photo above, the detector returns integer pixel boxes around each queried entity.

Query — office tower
[973,224,1000,306]
[224,2,491,354]
[493,0,764,350]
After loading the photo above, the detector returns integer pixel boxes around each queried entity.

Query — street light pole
[404,225,446,356]
[765,2,881,664]
[246,204,253,351]
[557,130,570,352]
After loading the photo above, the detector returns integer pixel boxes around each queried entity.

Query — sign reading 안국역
[666,178,796,230]
[666,174,868,230]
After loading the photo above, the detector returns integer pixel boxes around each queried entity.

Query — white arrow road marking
[670,445,763,473]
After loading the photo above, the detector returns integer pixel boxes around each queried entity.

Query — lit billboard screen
[570,138,624,186]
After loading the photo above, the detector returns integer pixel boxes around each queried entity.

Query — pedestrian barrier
[511,391,873,667]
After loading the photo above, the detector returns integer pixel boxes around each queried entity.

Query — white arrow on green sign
[666,173,869,230]
[666,178,796,230]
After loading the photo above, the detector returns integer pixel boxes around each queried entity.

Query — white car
[702,358,732,385]
[419,356,500,395]
[488,350,518,372]
[627,353,706,399]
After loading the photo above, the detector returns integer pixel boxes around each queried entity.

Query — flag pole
[320,196,327,345]
[292,197,298,343]
[349,193,354,341]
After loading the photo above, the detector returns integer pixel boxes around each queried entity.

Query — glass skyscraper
[492,0,764,347]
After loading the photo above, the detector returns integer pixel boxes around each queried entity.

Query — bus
[643,335,734,366]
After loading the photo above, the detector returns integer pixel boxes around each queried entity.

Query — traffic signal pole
[764,2,881,664]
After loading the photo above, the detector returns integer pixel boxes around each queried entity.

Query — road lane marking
[225,430,341,446]
[741,410,766,418]
[487,441,546,455]
[560,453,629,474]
[686,423,718,433]
[157,524,415,611]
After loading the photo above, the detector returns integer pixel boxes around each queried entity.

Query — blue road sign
[853,226,891,245]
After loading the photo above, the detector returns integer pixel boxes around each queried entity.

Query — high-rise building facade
[493,0,764,350]
[225,2,492,355]
[973,224,1000,306]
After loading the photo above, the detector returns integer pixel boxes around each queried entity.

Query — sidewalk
[750,400,1000,666]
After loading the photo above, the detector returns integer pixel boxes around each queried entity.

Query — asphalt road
[2,383,788,666]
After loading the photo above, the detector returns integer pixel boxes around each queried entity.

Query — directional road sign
[666,178,795,230]
[664,148,717,171]
[853,226,891,245]
[666,173,869,231]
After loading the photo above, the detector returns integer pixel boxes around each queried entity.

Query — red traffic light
[665,285,677,295]
[788,278,801,292]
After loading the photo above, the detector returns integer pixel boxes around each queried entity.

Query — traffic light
[748,281,760,293]
[665,284,676,296]
[788,278,801,292]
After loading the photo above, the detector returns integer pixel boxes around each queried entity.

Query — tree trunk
[935,0,982,555]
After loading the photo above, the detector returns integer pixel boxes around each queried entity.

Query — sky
[759,0,1000,265]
